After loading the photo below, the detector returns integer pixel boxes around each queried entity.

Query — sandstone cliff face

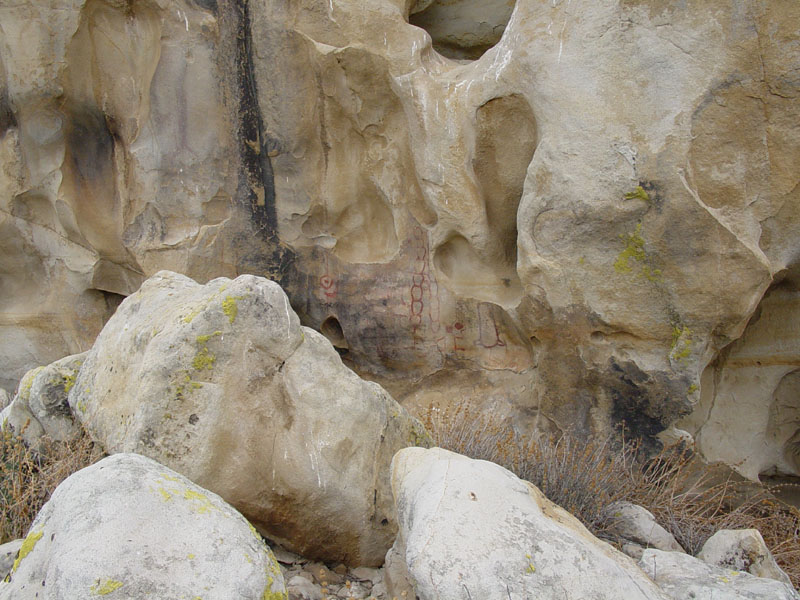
[1,0,798,474]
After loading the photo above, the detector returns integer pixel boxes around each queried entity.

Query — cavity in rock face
[409,0,516,60]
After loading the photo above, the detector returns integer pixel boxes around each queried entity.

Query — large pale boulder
[640,548,799,600]
[698,529,792,586]
[0,453,287,600]
[68,270,428,566]
[388,446,668,600]
[0,353,85,449]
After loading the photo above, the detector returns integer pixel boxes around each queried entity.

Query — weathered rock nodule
[68,270,428,567]
[0,453,287,600]
[0,353,85,450]
[698,529,792,586]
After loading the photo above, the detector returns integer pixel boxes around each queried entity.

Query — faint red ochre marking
[320,254,337,300]
[477,302,506,349]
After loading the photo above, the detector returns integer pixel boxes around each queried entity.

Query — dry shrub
[630,443,800,587]
[421,403,800,589]
[1,422,104,543]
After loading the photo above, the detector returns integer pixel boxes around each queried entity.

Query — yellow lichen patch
[62,372,77,394]
[182,305,204,324]
[157,487,173,502]
[188,554,196,560]
[192,347,215,371]
[222,296,244,324]
[20,367,45,401]
[670,325,693,362]
[12,529,44,572]
[614,223,661,282]
[614,224,646,274]
[183,490,216,514]
[261,578,287,600]
[196,331,222,345]
[161,473,181,483]
[525,553,536,574]
[90,578,124,595]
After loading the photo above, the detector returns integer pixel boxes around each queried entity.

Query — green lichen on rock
[192,330,222,373]
[192,347,215,371]
[614,223,661,281]
[182,306,203,324]
[624,185,650,203]
[196,331,222,345]
[408,421,432,448]
[62,372,77,394]
[11,528,43,573]
[222,296,244,324]
[90,578,124,595]
[19,367,44,401]
[524,553,536,574]
[261,583,288,600]
[261,552,287,600]
[670,325,693,362]
[183,489,216,514]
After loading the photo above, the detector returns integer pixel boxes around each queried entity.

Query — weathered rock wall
[1,0,798,470]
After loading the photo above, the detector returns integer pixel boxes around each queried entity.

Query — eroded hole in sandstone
[474,94,536,269]
[408,0,516,60]
[431,93,535,308]
[433,234,522,307]
[321,316,349,354]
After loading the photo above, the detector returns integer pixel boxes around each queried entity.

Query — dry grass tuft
[421,403,800,589]
[1,422,104,544]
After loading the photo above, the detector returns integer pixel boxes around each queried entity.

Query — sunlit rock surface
[1,0,798,468]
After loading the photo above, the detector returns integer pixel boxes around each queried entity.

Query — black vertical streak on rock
[230,0,298,289]
[235,0,277,243]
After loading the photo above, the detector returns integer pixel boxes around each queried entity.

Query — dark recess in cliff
[0,94,15,136]
[602,358,692,454]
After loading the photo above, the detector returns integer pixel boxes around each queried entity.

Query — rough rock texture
[388,446,668,600]
[604,501,685,554]
[640,548,799,600]
[0,353,85,449]
[0,540,22,580]
[0,453,287,600]
[1,0,799,461]
[678,272,800,479]
[698,529,792,586]
[69,270,428,567]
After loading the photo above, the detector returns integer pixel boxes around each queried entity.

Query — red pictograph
[319,253,337,301]
[477,302,506,349]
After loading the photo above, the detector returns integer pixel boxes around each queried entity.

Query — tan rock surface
[1,0,798,461]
